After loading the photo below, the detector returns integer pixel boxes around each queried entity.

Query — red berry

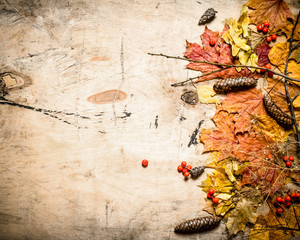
[285,196,291,202]
[286,161,292,167]
[276,208,283,214]
[285,202,291,207]
[178,165,183,172]
[296,193,300,198]
[291,192,296,198]
[283,156,288,161]
[208,189,215,195]
[268,71,274,77]
[207,193,213,199]
[276,197,282,203]
[184,171,190,177]
[281,198,286,204]
[257,25,263,31]
[181,161,187,167]
[182,168,188,174]
[271,34,277,41]
[142,159,148,167]
[262,27,268,34]
[264,21,270,28]
[186,165,192,171]
[260,68,265,74]
[265,64,271,70]
[267,154,272,159]
[266,36,272,43]
[209,39,216,46]
[212,197,219,204]
[289,156,294,161]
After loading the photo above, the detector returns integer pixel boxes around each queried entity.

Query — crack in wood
[188,120,204,147]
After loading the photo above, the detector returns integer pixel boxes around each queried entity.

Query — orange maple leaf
[246,0,295,32]
[184,26,259,82]
[200,111,272,162]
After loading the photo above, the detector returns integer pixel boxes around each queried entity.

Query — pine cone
[174,216,221,234]
[198,8,217,25]
[263,93,293,127]
[213,77,257,93]
[190,166,205,179]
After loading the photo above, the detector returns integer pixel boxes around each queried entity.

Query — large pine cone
[174,216,221,234]
[198,8,217,25]
[190,166,205,179]
[213,77,257,93]
[263,93,293,127]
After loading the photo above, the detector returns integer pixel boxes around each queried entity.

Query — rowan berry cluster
[274,192,300,215]
[283,155,295,168]
[207,188,219,204]
[177,161,192,177]
[256,21,277,44]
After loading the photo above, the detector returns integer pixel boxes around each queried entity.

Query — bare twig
[147,53,300,83]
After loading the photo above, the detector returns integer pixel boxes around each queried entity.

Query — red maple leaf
[184,25,259,82]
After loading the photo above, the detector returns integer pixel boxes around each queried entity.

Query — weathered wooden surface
[0,0,298,239]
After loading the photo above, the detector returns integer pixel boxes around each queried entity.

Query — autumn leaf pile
[183,0,300,238]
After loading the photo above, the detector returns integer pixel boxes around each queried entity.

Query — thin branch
[148,53,300,82]
[170,66,231,87]
[283,10,300,152]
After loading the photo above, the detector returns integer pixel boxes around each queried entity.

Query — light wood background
[0,0,298,239]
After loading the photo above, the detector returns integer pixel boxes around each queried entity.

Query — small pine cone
[174,216,221,234]
[213,77,257,93]
[198,8,217,25]
[190,166,205,178]
[263,93,293,127]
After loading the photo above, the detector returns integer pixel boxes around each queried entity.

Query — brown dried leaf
[246,0,295,32]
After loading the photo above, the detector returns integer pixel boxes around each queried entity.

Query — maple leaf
[218,88,266,115]
[184,25,259,82]
[226,198,258,235]
[200,111,272,162]
[268,42,300,84]
[246,0,295,32]
[256,42,272,67]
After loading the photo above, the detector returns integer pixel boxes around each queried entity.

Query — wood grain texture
[0,0,298,239]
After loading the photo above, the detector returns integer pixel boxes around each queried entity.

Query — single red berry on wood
[271,34,277,41]
[257,24,263,31]
[289,156,294,161]
[283,156,288,161]
[209,39,216,46]
[276,208,283,214]
[266,36,272,43]
[262,27,268,34]
[264,21,270,28]
[186,165,192,171]
[182,168,188,174]
[285,196,291,202]
[184,171,190,177]
[178,165,183,172]
[142,159,148,167]
[286,161,292,167]
[212,198,219,204]
[181,161,187,167]
[209,189,215,195]
[207,193,213,199]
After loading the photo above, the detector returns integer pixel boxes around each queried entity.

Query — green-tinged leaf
[225,162,236,182]
[215,193,234,200]
[226,198,258,235]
